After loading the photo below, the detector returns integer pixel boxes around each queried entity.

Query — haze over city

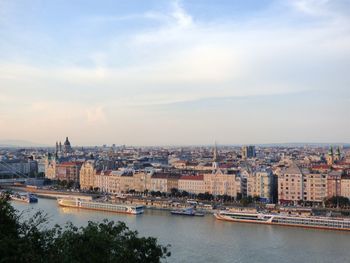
[1,0,350,146]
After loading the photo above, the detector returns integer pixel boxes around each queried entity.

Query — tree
[253,195,260,203]
[0,195,170,263]
[181,191,189,198]
[325,196,350,208]
[170,188,178,197]
[240,196,253,206]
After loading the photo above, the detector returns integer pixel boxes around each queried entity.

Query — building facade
[247,169,275,203]
[80,161,96,190]
[178,175,205,194]
[203,171,239,197]
[56,162,82,183]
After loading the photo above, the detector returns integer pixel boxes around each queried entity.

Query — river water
[12,198,350,263]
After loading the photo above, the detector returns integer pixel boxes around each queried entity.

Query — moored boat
[10,193,38,203]
[214,211,350,231]
[171,207,204,217]
[57,198,144,215]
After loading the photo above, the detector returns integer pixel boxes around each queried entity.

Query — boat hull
[171,211,196,216]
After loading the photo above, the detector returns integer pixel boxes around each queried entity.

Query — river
[12,198,350,263]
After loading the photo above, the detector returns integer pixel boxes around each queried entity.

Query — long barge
[215,211,350,231]
[57,198,144,215]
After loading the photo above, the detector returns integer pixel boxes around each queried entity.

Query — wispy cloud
[0,0,349,144]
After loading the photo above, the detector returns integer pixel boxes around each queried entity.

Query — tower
[334,146,341,162]
[327,146,334,166]
[63,137,72,155]
[212,142,219,170]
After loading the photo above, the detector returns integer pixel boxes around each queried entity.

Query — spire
[212,141,219,171]
[328,146,334,156]
[213,141,218,162]
[336,146,341,156]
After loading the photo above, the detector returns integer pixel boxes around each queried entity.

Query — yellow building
[79,161,96,190]
[303,173,327,202]
[203,170,239,197]
[178,175,205,194]
[341,176,350,199]
[44,158,56,180]
[133,171,152,192]
[247,170,274,202]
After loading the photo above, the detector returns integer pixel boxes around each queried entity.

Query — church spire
[213,141,218,162]
[212,141,219,170]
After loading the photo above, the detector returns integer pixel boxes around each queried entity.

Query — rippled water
[12,198,350,263]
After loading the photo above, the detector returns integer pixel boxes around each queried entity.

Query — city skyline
[1,0,350,145]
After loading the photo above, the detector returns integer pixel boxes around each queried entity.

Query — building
[341,176,350,199]
[178,175,205,194]
[56,162,82,183]
[303,172,327,202]
[80,161,96,190]
[151,173,169,193]
[242,145,256,160]
[278,164,303,204]
[279,164,327,204]
[203,170,239,197]
[327,146,342,165]
[327,171,342,198]
[45,156,57,180]
[133,171,152,193]
[55,137,73,157]
[94,170,134,194]
[94,170,112,192]
[247,169,275,203]
[63,137,73,155]
[0,159,37,176]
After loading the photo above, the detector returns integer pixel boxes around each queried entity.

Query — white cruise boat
[58,198,144,215]
[215,211,350,231]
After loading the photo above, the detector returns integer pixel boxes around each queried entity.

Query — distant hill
[0,140,47,148]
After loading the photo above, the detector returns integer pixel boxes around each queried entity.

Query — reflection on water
[12,198,350,263]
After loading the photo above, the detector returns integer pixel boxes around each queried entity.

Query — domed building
[55,137,73,157]
[63,137,73,155]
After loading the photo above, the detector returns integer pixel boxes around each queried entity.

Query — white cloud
[0,0,350,144]
[171,0,193,28]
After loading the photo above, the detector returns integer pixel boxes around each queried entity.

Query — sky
[0,0,350,146]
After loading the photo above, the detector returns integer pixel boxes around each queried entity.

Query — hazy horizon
[1,0,349,145]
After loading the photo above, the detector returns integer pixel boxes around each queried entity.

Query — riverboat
[10,193,38,203]
[214,211,350,231]
[57,198,144,215]
[171,207,204,217]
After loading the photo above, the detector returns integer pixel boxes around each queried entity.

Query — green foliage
[197,192,214,201]
[325,196,350,208]
[0,195,170,263]
[240,196,253,206]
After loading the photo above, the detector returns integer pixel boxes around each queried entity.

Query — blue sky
[0,0,350,146]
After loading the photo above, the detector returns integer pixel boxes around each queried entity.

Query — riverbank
[2,186,95,200]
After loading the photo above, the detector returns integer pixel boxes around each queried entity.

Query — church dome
[64,137,71,146]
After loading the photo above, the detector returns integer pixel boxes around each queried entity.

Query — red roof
[179,175,204,181]
[58,161,83,167]
[312,165,330,170]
